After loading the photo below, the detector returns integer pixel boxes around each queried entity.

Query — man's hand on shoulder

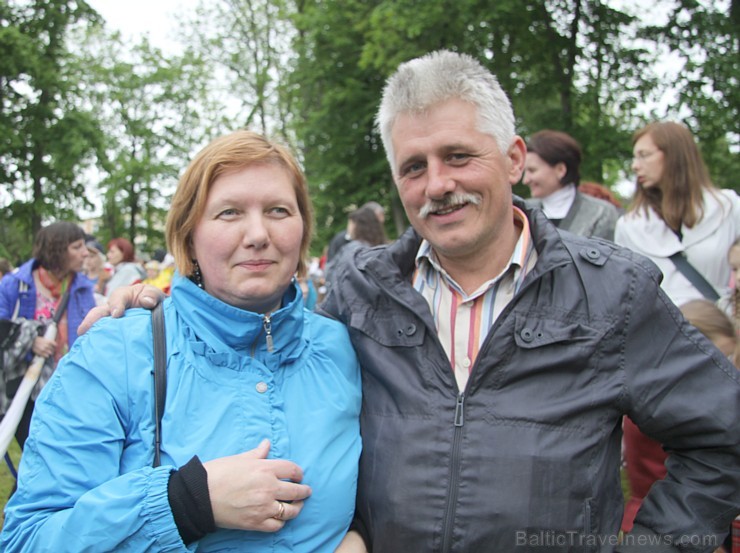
[78,283,165,334]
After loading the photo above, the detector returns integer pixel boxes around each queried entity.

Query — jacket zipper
[441,393,465,553]
[250,314,274,356]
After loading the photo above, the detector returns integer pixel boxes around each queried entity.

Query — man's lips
[430,203,467,216]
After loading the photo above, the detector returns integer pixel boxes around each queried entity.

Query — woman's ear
[555,162,568,182]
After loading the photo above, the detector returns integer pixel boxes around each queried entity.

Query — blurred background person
[0,258,13,279]
[615,121,740,308]
[523,129,620,240]
[579,181,624,213]
[324,204,388,291]
[0,222,96,451]
[82,238,109,304]
[104,237,145,298]
[325,200,385,264]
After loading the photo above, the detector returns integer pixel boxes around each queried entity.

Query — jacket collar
[169,273,306,363]
[357,197,572,292]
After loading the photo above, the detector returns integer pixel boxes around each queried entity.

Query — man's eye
[402,162,425,176]
[448,153,469,163]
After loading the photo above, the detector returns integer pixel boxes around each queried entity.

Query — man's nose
[426,161,456,198]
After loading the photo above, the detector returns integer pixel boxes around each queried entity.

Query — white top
[540,183,577,220]
[615,188,740,308]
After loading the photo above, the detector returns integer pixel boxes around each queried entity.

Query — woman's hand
[204,439,312,532]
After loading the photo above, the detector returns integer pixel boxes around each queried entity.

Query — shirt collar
[415,206,534,300]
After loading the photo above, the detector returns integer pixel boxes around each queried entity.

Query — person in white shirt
[614,121,740,308]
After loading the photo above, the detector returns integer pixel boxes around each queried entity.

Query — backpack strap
[151,302,167,468]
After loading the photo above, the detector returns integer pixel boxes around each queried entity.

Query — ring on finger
[273,501,286,521]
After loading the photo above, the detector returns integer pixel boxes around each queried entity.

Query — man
[86,51,739,552]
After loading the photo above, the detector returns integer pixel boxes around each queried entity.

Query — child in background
[622,299,738,552]
[725,239,740,334]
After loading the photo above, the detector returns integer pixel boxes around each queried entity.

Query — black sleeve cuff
[167,455,216,544]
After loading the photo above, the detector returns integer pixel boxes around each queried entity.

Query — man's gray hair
[376,50,516,174]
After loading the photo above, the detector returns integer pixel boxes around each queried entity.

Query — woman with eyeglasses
[615,121,740,309]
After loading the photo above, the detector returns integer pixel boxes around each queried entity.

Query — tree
[78,29,217,253]
[288,0,659,245]
[647,0,739,191]
[0,0,103,244]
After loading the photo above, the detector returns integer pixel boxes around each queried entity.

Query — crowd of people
[0,49,738,552]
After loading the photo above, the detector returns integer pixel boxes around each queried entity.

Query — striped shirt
[412,206,538,391]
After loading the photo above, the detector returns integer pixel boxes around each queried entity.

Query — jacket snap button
[520,328,534,342]
[587,248,600,260]
[405,324,416,335]
[256,382,268,393]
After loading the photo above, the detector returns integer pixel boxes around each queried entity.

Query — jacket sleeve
[0,322,190,553]
[0,272,18,319]
[620,254,740,552]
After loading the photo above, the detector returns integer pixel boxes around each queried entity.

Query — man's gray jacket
[319,202,740,553]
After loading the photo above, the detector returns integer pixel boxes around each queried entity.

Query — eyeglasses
[632,150,659,163]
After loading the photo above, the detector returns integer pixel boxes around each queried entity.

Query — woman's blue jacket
[1,274,362,552]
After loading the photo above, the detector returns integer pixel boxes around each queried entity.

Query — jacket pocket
[514,313,606,349]
[349,311,425,347]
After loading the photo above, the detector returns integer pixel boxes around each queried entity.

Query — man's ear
[507,136,527,184]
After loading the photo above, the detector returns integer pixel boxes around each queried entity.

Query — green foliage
[646,0,739,192]
[1,0,738,257]
[77,29,216,254]
[0,0,103,252]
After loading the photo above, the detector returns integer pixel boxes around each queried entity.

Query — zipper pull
[454,394,465,427]
[263,315,274,353]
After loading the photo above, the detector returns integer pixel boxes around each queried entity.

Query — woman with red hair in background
[104,237,145,298]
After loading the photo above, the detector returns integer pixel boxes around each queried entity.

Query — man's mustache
[419,193,481,219]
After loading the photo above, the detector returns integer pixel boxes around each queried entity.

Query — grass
[0,440,22,525]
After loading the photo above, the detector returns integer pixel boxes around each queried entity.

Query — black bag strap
[668,252,720,302]
[151,302,167,468]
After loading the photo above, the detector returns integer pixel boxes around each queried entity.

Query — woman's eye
[269,206,290,217]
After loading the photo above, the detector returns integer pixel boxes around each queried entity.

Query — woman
[1,131,362,552]
[523,129,620,240]
[324,205,388,291]
[0,222,96,448]
[104,236,145,297]
[82,238,109,304]
[615,121,740,308]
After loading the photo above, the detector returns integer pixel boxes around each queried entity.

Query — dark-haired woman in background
[0,222,96,449]
[523,129,620,240]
